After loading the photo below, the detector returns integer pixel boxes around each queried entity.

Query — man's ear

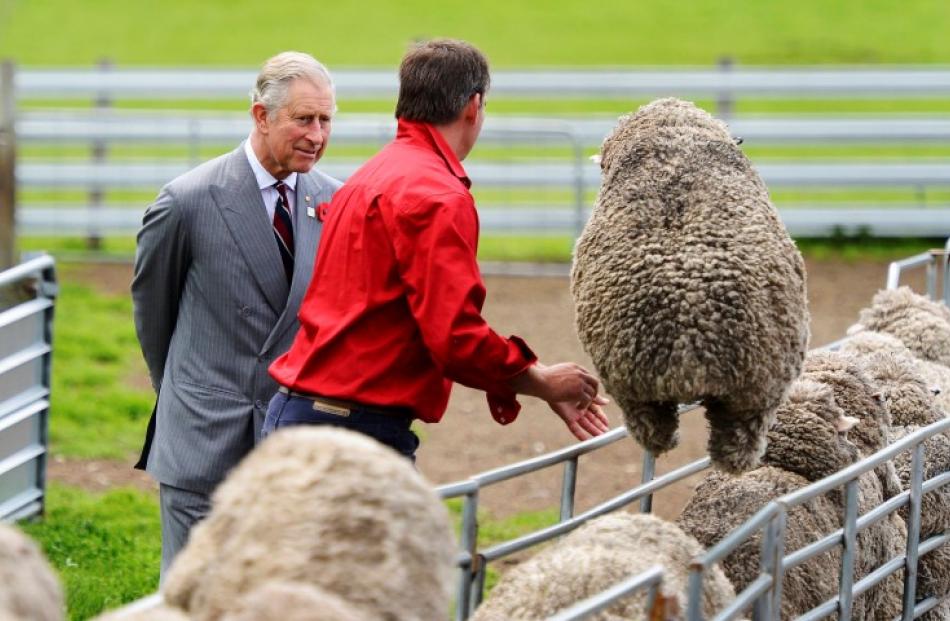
[462,93,481,124]
[251,102,270,134]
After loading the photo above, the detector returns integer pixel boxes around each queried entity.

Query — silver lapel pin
[305,195,315,218]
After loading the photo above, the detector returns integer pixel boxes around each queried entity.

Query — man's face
[254,78,334,179]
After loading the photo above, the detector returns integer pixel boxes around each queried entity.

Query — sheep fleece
[572,98,808,473]
[471,512,735,620]
[163,427,456,621]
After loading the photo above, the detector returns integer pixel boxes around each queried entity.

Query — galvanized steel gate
[0,254,56,522]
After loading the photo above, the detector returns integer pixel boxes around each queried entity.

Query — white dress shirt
[244,138,297,224]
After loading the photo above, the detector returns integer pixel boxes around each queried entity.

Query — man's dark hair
[395,39,490,125]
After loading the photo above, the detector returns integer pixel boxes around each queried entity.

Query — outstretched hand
[550,395,611,441]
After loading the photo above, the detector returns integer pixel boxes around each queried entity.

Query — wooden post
[0,60,15,270]
[87,57,112,250]
[716,56,735,120]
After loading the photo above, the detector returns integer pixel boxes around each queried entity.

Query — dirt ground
[50,257,926,521]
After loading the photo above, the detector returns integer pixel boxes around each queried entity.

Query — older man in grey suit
[131,51,341,577]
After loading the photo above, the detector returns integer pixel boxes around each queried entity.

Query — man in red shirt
[266,39,609,458]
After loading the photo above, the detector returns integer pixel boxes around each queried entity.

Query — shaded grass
[47,268,153,459]
[20,483,161,621]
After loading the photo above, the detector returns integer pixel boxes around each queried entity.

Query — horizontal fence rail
[18,111,950,145]
[0,254,55,522]
[15,66,950,100]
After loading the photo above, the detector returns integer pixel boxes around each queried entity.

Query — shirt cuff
[486,392,521,425]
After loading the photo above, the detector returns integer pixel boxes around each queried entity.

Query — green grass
[47,268,153,458]
[20,483,161,621]
[3,0,950,66]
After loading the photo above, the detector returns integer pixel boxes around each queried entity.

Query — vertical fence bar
[925,259,937,300]
[468,562,487,615]
[754,510,785,621]
[837,480,859,620]
[0,60,15,269]
[571,132,586,241]
[901,444,925,620]
[639,450,656,513]
[87,57,112,250]
[560,456,578,522]
[455,491,479,621]
[686,565,704,621]
[944,238,950,305]
[768,510,786,621]
[716,56,735,120]
[35,260,56,515]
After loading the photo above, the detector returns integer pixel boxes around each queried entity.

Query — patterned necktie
[272,181,295,283]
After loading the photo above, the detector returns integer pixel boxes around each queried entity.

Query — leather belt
[277,385,411,420]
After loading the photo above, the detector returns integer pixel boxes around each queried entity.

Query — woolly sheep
[841,329,950,414]
[678,379,903,620]
[801,350,902,499]
[220,582,365,621]
[91,604,190,621]
[471,512,735,621]
[571,97,809,474]
[0,523,63,621]
[890,425,950,621]
[853,287,950,367]
[163,427,456,621]
[858,352,944,427]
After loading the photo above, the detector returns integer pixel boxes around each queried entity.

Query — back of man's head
[395,39,490,125]
[251,51,336,117]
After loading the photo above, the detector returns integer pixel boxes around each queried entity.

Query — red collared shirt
[270,119,537,424]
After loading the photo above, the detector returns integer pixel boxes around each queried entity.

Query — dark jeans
[260,391,420,461]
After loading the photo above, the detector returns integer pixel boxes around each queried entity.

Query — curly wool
[678,467,843,619]
[761,379,860,480]
[571,97,809,474]
[471,512,735,621]
[855,287,950,367]
[680,376,904,620]
[219,582,365,621]
[890,425,950,620]
[0,524,63,621]
[842,329,950,415]
[801,350,902,499]
[859,352,944,427]
[163,427,456,621]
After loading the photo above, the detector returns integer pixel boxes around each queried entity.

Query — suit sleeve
[131,185,191,393]
[386,191,537,424]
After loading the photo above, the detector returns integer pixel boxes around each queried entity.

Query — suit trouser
[159,483,212,582]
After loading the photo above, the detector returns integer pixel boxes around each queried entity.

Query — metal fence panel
[0,254,56,522]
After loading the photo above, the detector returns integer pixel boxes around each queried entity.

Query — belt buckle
[312,399,351,418]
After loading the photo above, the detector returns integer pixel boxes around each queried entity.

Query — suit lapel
[261,170,327,354]
[211,147,289,315]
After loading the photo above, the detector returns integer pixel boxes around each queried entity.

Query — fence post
[0,60,15,269]
[716,56,735,120]
[87,57,113,251]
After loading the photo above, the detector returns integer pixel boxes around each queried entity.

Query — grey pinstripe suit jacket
[131,144,341,494]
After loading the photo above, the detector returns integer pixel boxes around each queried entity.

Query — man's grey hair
[250,51,336,116]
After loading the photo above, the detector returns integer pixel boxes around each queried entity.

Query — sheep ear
[589,153,602,166]
[836,415,860,433]
[846,323,866,336]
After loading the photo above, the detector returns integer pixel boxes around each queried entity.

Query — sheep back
[0,523,63,621]
[571,97,808,473]
[471,512,735,621]
[856,287,950,366]
[220,581,366,621]
[163,427,456,621]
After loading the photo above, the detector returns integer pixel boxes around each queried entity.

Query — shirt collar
[395,119,471,189]
[243,138,298,192]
